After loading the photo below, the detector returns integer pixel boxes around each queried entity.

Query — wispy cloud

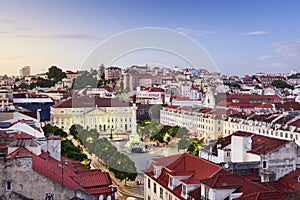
[16,33,102,40]
[258,54,274,60]
[176,27,220,36]
[271,39,300,57]
[242,31,270,36]
[0,19,15,25]
[50,34,102,40]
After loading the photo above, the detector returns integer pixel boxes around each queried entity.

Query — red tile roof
[53,97,131,108]
[289,119,300,127]
[236,191,289,200]
[213,131,290,156]
[202,170,243,189]
[0,131,33,139]
[216,94,282,105]
[152,154,182,167]
[165,153,222,180]
[6,146,33,158]
[6,147,116,197]
[144,153,221,200]
[279,168,300,191]
[256,103,273,109]
[202,167,293,199]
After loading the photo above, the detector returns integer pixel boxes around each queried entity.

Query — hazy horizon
[1,0,300,76]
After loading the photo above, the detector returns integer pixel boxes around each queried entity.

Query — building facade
[51,97,134,133]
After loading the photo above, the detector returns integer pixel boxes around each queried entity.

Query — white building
[50,97,133,133]
[199,131,300,182]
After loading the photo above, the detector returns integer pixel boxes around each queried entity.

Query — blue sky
[0,0,300,76]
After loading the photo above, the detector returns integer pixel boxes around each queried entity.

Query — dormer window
[181,184,187,198]
[168,176,174,189]
[154,166,160,178]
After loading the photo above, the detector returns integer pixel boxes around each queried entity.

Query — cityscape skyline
[1,0,300,76]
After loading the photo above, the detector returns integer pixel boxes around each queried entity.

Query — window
[148,178,151,189]
[226,152,230,157]
[168,176,174,188]
[262,161,267,169]
[169,193,173,200]
[160,187,163,199]
[204,186,209,199]
[181,184,187,197]
[153,183,157,193]
[148,196,151,200]
[6,181,12,191]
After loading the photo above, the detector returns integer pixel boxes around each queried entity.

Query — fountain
[125,102,145,153]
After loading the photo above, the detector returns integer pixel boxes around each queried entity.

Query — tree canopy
[42,124,90,167]
[271,80,293,89]
[72,71,98,89]
[72,126,138,183]
[187,138,202,155]
[46,66,66,83]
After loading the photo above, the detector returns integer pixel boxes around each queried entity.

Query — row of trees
[42,124,90,167]
[69,125,138,184]
[138,121,202,155]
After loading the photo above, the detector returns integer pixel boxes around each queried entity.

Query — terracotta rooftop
[212,131,290,156]
[165,153,222,180]
[256,103,274,109]
[215,94,282,105]
[6,147,116,196]
[279,168,300,191]
[235,191,289,200]
[0,131,33,139]
[201,170,242,189]
[52,97,131,108]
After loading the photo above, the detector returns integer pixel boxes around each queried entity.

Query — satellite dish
[107,195,111,200]
[224,163,229,169]
[99,195,104,200]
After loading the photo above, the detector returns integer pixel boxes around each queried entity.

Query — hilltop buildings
[19,66,31,78]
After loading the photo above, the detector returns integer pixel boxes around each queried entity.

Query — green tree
[61,140,88,162]
[42,124,67,138]
[139,113,151,124]
[46,66,66,83]
[99,63,105,80]
[187,138,202,155]
[69,124,84,142]
[72,71,98,89]
[107,151,138,185]
[271,80,293,89]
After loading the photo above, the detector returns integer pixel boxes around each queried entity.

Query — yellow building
[50,97,133,133]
